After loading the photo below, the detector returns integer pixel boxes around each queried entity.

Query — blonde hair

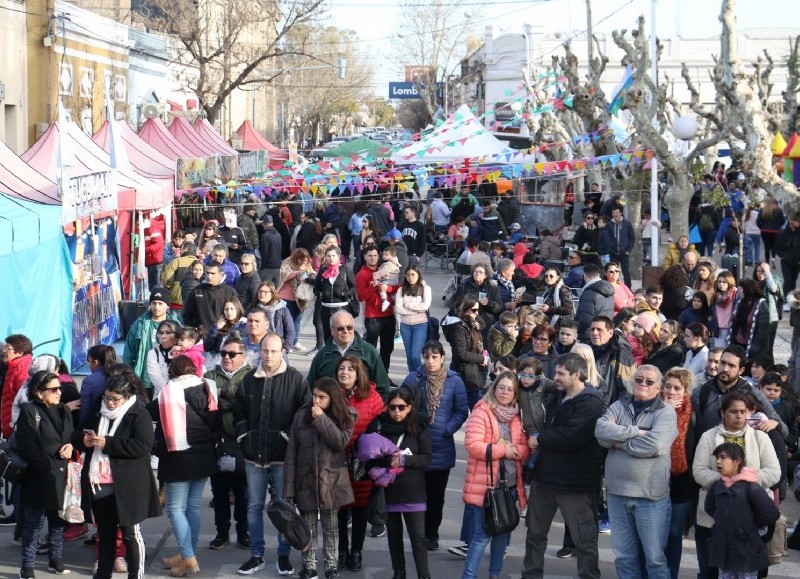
[483,371,519,408]
[570,344,601,387]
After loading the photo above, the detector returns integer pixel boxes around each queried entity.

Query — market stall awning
[94,119,177,180]
[138,117,198,160]
[235,119,289,169]
[168,116,220,157]
[0,138,59,204]
[193,118,238,156]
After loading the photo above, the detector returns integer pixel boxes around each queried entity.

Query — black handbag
[0,411,40,484]
[215,434,245,473]
[426,311,440,342]
[267,499,311,551]
[481,444,520,537]
[346,446,367,481]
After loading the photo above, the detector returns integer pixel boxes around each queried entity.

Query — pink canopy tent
[168,116,220,157]
[22,121,170,210]
[236,120,289,170]
[93,119,176,184]
[138,117,197,160]
[0,139,59,204]
[193,118,237,156]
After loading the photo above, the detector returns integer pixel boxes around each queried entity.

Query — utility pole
[586,0,594,80]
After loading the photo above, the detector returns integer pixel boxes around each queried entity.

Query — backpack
[699,212,714,231]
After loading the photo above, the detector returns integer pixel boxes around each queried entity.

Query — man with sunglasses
[306,310,390,400]
[204,336,252,551]
[595,364,678,579]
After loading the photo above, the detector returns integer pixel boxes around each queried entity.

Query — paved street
[1,253,799,578]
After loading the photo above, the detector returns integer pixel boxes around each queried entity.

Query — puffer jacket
[344,383,385,507]
[401,367,469,471]
[576,279,615,338]
[518,377,554,436]
[235,271,262,309]
[1,353,32,438]
[314,263,356,306]
[161,254,198,305]
[233,363,311,466]
[538,235,562,261]
[283,407,354,511]
[254,300,296,348]
[123,310,182,390]
[462,400,529,509]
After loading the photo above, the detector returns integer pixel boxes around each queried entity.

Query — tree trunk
[665,170,693,240]
[205,103,220,125]
[625,185,643,282]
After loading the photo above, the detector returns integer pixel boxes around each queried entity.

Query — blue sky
[326,0,800,95]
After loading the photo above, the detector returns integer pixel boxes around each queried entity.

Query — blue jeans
[246,462,290,558]
[607,493,671,579]
[165,478,208,559]
[699,230,716,257]
[400,322,428,372]
[286,300,303,347]
[666,500,691,579]
[461,492,515,579]
[746,233,761,263]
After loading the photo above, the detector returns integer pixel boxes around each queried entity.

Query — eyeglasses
[388,403,409,411]
[44,386,62,392]
[518,372,536,380]
[544,274,557,279]
[157,330,174,336]
[220,351,244,359]
[103,395,124,404]
[335,325,354,332]
[495,386,516,394]
[585,216,595,220]
[634,376,659,387]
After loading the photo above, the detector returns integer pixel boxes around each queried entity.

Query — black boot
[346,551,362,571]
[337,552,347,571]
[391,571,406,579]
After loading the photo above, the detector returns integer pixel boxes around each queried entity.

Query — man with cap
[161,241,200,309]
[258,215,283,286]
[382,228,409,272]
[508,222,524,244]
[123,287,181,393]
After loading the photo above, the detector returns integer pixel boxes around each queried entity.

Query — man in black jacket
[182,262,238,332]
[233,333,311,576]
[522,353,605,579]
[400,205,426,266]
[776,213,800,298]
[258,216,283,286]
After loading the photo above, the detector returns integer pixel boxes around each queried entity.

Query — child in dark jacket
[705,442,781,579]
[595,216,614,265]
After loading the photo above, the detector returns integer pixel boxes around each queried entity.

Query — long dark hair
[733,278,764,333]
[691,291,711,317]
[385,387,420,435]
[106,363,150,401]
[308,377,354,430]
[335,355,371,401]
[456,293,483,352]
[88,344,117,367]
[401,264,425,297]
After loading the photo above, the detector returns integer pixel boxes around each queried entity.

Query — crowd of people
[2,178,800,579]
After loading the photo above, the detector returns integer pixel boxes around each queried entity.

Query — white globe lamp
[672,115,699,140]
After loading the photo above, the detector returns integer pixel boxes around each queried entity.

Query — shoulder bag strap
[485,444,494,488]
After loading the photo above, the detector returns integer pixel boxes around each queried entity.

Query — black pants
[387,511,429,577]
[761,231,778,263]
[364,316,396,372]
[210,471,248,536]
[424,470,450,540]
[781,259,800,299]
[92,493,144,579]
[337,506,368,554]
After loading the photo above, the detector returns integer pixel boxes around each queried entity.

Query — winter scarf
[495,273,515,301]
[88,395,137,493]
[670,395,693,475]
[494,402,520,424]
[322,261,341,281]
[721,466,759,487]
[159,374,218,452]
[425,365,448,424]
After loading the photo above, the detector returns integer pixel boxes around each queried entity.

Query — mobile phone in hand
[83,429,97,438]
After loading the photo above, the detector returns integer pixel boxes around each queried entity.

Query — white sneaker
[292,343,308,352]
[380,300,390,312]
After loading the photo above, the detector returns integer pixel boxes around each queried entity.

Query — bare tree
[134,0,327,124]
[783,36,800,135]
[393,0,476,121]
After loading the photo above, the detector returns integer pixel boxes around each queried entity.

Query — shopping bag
[59,456,85,524]
[689,225,701,245]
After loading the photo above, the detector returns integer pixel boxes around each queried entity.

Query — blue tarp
[0,193,73,364]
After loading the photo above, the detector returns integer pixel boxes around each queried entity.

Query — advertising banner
[63,171,117,222]
[176,156,218,190]
[389,82,422,99]
[238,150,269,178]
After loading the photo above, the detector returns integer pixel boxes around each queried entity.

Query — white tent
[391,105,514,165]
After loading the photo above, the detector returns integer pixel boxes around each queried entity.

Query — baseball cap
[382,228,402,241]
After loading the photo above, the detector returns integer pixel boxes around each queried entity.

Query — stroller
[424,228,455,271]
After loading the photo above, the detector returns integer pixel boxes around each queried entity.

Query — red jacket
[355,264,398,319]
[462,400,529,509]
[144,214,166,267]
[2,353,32,438]
[344,382,385,507]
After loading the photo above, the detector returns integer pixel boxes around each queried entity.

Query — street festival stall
[236,119,289,170]
[22,119,168,370]
[0,140,73,364]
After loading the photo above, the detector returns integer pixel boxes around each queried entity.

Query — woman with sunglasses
[460,372,528,579]
[445,295,490,410]
[364,387,432,579]
[16,371,75,578]
[537,267,574,326]
[604,262,635,314]
[79,375,161,579]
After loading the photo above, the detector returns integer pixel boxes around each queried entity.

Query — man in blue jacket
[610,207,635,286]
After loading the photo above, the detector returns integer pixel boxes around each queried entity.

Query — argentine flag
[608,65,634,115]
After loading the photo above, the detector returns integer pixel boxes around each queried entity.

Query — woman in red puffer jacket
[2,334,33,439]
[335,354,385,572]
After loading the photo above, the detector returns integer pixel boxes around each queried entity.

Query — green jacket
[123,310,181,388]
[307,333,389,400]
[205,364,252,437]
